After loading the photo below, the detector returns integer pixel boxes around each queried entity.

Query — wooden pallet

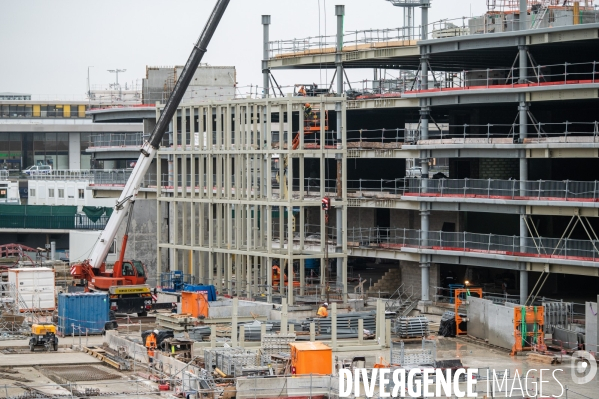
[82,346,122,370]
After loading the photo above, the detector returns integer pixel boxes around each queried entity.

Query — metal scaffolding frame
[156,96,348,305]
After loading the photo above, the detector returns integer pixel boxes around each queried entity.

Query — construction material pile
[393,316,429,338]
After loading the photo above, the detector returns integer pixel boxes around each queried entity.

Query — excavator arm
[84,0,230,269]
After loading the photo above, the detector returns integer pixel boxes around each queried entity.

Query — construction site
[3,0,599,398]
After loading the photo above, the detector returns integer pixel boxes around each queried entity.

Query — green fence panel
[0,205,26,216]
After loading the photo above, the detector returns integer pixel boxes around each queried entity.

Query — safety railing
[26,169,158,187]
[406,60,599,93]
[89,132,145,148]
[345,121,599,148]
[269,11,599,58]
[347,227,599,262]
[403,178,599,201]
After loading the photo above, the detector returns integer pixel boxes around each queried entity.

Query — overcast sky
[0,1,487,98]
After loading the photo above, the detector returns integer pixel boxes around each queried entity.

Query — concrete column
[520,0,528,30]
[262,16,271,98]
[358,318,363,344]
[520,269,528,306]
[420,205,430,302]
[281,298,288,334]
[239,325,245,348]
[518,41,529,305]
[310,322,315,342]
[335,5,345,290]
[331,302,337,349]
[68,132,81,170]
[232,298,238,347]
[210,325,216,348]
[421,0,430,40]
[260,323,266,343]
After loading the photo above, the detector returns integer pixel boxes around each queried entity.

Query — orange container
[290,342,332,375]
[181,292,209,318]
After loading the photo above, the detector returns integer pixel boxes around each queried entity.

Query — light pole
[107,69,126,102]
[87,66,94,104]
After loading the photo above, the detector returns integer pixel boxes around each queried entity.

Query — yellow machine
[30,324,58,352]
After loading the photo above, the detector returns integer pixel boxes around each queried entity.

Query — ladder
[531,3,550,29]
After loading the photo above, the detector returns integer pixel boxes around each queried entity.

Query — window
[30,188,36,197]
[78,189,84,199]
[48,188,54,198]
[58,189,64,198]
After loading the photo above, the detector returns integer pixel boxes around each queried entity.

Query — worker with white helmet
[317,302,329,318]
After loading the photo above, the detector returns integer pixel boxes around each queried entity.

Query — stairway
[367,268,402,297]
[531,3,549,29]
[386,284,418,318]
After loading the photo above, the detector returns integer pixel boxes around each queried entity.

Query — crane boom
[87,0,230,268]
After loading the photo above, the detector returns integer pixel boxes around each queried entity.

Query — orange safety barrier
[512,306,545,356]
[454,288,483,336]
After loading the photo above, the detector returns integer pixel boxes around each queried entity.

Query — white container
[8,267,56,311]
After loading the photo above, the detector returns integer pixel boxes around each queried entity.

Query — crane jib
[85,0,230,269]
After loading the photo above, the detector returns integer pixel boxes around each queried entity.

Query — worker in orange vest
[317,302,329,318]
[146,330,158,363]
[298,85,307,96]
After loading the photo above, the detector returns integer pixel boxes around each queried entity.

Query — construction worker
[146,330,158,363]
[317,302,329,318]
[298,85,307,96]
[304,103,312,118]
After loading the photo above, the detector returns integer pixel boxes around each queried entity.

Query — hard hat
[153,329,159,335]
[323,302,328,307]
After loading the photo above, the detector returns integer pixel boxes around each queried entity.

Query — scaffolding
[156,96,348,306]
[487,0,595,13]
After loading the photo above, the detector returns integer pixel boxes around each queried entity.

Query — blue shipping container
[58,292,109,336]
[182,284,217,301]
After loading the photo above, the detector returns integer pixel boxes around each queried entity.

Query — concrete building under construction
[158,0,599,310]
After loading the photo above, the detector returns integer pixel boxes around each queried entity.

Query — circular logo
[571,351,597,385]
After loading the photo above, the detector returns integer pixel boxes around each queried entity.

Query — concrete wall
[400,260,439,299]
[467,297,515,351]
[586,302,597,353]
[478,158,519,180]
[347,208,375,229]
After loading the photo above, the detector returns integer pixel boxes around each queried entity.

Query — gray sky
[0,0,487,98]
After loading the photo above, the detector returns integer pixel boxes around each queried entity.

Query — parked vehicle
[23,165,52,175]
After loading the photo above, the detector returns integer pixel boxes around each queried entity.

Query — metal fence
[90,132,145,147]
[269,13,599,58]
[347,227,599,262]
[346,177,599,202]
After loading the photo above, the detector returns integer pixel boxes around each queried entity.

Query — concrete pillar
[520,0,528,30]
[385,319,392,348]
[260,323,266,343]
[335,5,345,291]
[331,302,337,349]
[376,299,386,345]
[239,325,245,348]
[420,205,430,302]
[518,41,529,306]
[210,325,216,348]
[68,132,81,170]
[310,322,315,342]
[520,269,528,305]
[281,298,288,334]
[262,15,271,98]
[358,318,363,344]
[232,298,238,347]
[421,0,430,40]
[50,241,56,261]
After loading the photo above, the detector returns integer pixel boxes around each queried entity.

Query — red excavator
[69,0,230,315]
